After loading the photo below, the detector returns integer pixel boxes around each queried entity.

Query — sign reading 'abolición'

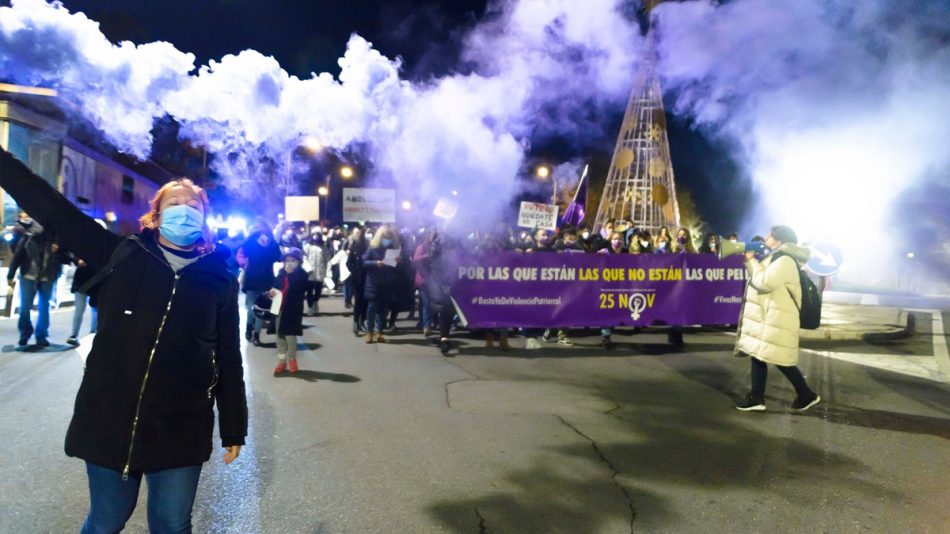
[451,252,746,328]
[343,188,396,223]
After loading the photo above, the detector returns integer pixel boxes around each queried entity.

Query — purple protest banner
[450,252,746,329]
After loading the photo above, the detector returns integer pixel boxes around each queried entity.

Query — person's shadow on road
[2,343,72,353]
[272,370,361,383]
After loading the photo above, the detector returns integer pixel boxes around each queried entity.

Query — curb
[800,312,916,342]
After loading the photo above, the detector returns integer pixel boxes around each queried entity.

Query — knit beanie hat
[770,225,798,244]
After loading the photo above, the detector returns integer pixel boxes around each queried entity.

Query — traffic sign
[807,242,843,277]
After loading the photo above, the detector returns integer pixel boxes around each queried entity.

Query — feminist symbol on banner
[629,292,649,320]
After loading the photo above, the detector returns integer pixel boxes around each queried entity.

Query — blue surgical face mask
[381,238,393,248]
[159,205,204,247]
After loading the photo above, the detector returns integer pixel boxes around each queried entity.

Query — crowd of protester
[4,207,749,359]
[223,217,745,357]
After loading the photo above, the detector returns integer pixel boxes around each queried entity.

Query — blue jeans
[244,290,264,334]
[343,279,353,306]
[81,462,202,534]
[366,299,390,334]
[17,278,53,343]
[418,288,431,329]
[72,291,98,337]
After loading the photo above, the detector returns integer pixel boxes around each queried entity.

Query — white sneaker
[557,337,574,346]
[525,338,542,350]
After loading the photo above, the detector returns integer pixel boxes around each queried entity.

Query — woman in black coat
[362,225,402,343]
[269,247,308,374]
[0,149,247,533]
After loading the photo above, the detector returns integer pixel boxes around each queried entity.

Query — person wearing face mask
[555,227,586,253]
[597,231,627,348]
[577,223,604,252]
[526,227,553,253]
[269,248,309,374]
[699,233,719,254]
[601,231,626,255]
[362,226,402,343]
[672,227,697,254]
[0,149,247,533]
[600,220,616,240]
[277,223,301,254]
[629,230,654,255]
[237,222,282,346]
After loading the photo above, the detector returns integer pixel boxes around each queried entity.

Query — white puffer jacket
[304,243,328,283]
[735,243,811,366]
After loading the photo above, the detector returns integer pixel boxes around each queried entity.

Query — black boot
[252,333,262,346]
[668,329,684,348]
[245,325,253,341]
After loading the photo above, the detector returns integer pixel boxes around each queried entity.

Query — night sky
[59,0,749,233]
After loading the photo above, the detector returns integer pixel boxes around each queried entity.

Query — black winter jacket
[272,267,308,337]
[363,247,402,302]
[239,233,281,292]
[0,149,247,475]
[7,232,69,282]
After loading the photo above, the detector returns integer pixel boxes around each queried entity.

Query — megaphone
[717,237,767,260]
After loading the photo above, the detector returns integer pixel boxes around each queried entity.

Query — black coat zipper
[121,240,213,480]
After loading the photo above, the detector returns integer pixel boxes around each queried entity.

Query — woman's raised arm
[1,149,122,269]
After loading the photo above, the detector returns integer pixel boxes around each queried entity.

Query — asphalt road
[1,297,948,533]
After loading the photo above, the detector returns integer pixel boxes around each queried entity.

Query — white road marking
[907,308,950,381]
[804,309,950,384]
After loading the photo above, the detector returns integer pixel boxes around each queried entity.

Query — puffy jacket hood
[773,242,810,264]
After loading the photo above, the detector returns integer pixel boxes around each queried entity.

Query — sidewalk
[800,301,909,341]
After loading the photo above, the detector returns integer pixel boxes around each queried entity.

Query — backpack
[794,269,822,329]
[772,252,822,329]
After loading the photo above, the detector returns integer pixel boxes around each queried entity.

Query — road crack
[556,415,637,533]
[475,507,487,534]
[442,358,483,409]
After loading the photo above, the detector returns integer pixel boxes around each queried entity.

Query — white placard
[269,291,283,315]
[517,202,559,230]
[383,248,401,267]
[433,197,459,219]
[285,196,320,222]
[329,249,351,282]
[343,188,396,223]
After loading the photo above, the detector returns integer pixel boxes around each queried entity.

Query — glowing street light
[303,137,323,152]
[451,190,459,196]
[340,165,355,179]
[401,200,412,211]
[535,165,551,179]
[318,186,329,196]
